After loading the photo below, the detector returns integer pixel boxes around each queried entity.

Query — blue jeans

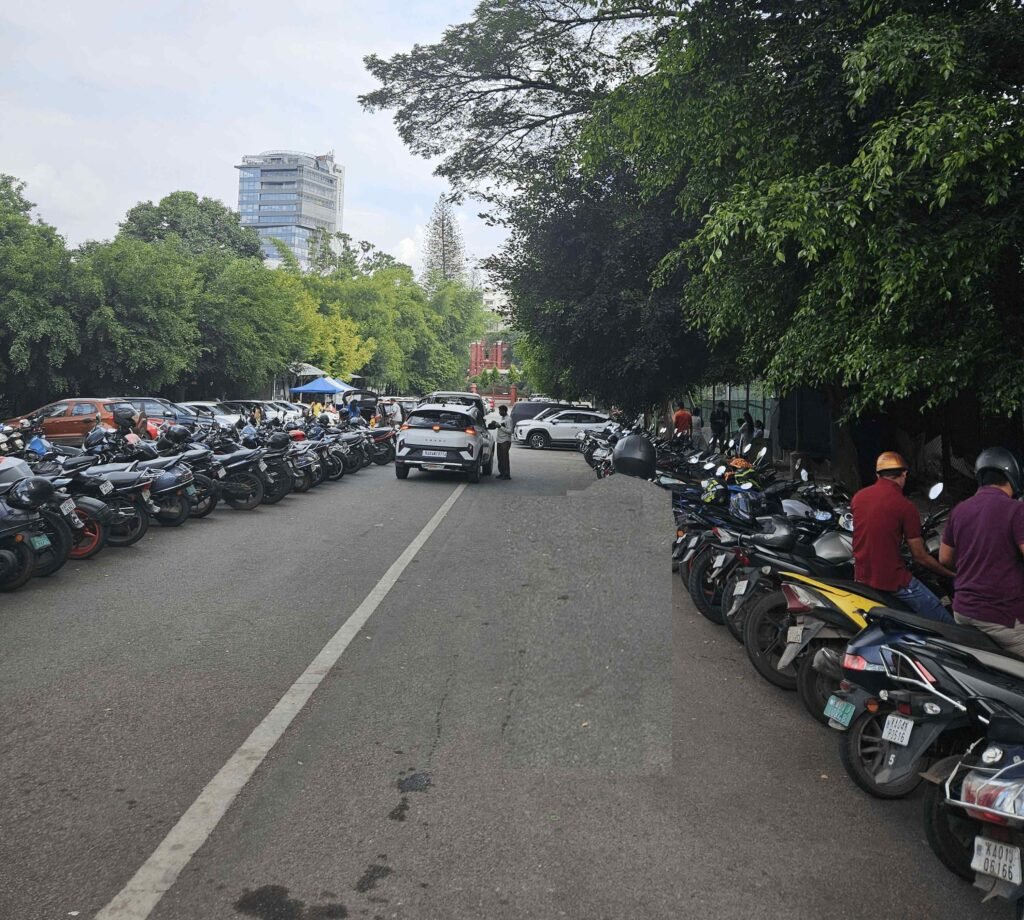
[894,576,953,624]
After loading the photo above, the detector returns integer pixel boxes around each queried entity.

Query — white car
[182,401,244,429]
[514,409,610,450]
[395,402,494,482]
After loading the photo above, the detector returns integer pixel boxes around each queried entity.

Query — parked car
[509,400,576,428]
[181,401,244,429]
[395,402,494,482]
[4,398,143,445]
[121,397,202,430]
[514,408,610,449]
[417,391,487,422]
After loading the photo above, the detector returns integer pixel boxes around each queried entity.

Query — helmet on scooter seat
[284,421,299,431]
[612,433,656,479]
[133,441,158,459]
[166,424,191,445]
[268,431,290,449]
[318,413,332,426]
[289,429,306,441]
[7,476,56,509]
[975,447,1024,497]
[83,427,109,450]
[241,434,259,448]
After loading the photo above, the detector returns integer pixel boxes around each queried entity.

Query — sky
[0,1,506,275]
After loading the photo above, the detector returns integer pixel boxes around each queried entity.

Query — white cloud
[0,0,507,263]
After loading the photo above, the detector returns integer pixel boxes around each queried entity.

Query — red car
[5,398,144,445]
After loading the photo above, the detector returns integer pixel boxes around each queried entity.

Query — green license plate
[824,695,855,728]
[30,534,52,551]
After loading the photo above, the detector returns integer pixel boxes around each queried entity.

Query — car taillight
[843,653,869,671]
[781,583,822,614]
[464,427,476,436]
[432,425,441,431]
[400,424,410,430]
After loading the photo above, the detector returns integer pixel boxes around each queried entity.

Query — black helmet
[84,427,109,449]
[975,447,1024,497]
[134,440,159,459]
[268,431,290,449]
[112,406,137,430]
[611,433,656,479]
[167,424,191,445]
[284,421,299,431]
[318,413,331,426]
[7,476,56,509]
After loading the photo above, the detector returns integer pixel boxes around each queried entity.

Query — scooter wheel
[838,709,922,799]
[742,591,797,691]
[923,773,976,880]
[155,495,191,527]
[687,547,724,624]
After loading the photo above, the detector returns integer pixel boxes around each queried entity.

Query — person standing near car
[672,403,692,438]
[939,448,1024,655]
[494,405,513,479]
[851,451,954,622]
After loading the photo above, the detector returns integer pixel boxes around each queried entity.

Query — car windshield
[406,410,474,431]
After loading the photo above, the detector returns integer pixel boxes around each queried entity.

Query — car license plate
[787,626,803,644]
[30,534,52,551]
[733,579,748,596]
[423,450,446,458]
[258,461,267,472]
[423,463,445,470]
[185,485,197,497]
[881,714,914,746]
[823,695,855,728]
[60,498,75,515]
[972,837,1022,884]
[216,467,226,478]
[100,479,113,494]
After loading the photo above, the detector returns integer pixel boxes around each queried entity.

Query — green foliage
[0,176,79,413]
[119,190,263,259]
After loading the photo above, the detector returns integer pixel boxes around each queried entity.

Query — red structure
[469,340,508,377]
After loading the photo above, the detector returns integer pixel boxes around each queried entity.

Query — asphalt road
[0,447,996,920]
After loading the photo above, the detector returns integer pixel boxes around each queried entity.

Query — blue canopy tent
[289,376,354,395]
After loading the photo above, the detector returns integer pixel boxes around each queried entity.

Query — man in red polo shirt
[939,448,1024,655]
[672,404,692,438]
[851,451,954,622]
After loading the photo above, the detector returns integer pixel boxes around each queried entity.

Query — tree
[421,198,466,289]
[0,176,79,414]
[73,236,201,394]
[119,190,263,260]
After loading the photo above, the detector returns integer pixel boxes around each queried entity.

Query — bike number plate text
[30,534,52,550]
[733,579,748,596]
[216,467,226,478]
[712,553,727,569]
[681,549,696,563]
[100,480,113,494]
[786,626,803,644]
[258,461,268,471]
[881,714,914,746]
[972,838,1022,885]
[185,485,197,497]
[823,695,855,728]
[60,498,75,515]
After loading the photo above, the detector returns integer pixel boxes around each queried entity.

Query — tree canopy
[362,0,1024,417]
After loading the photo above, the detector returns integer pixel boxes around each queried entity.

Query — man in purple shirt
[939,448,1024,655]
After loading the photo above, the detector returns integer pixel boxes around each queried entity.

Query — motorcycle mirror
[800,468,810,482]
[742,442,752,454]
[728,439,735,449]
[715,465,726,477]
[928,482,944,501]
[756,446,768,461]
[703,461,716,470]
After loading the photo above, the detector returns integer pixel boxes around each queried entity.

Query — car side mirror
[163,410,175,418]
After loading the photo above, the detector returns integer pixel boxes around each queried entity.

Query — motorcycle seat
[808,577,913,610]
[61,455,99,471]
[87,462,138,474]
[871,607,1002,652]
[137,457,181,471]
[181,448,212,462]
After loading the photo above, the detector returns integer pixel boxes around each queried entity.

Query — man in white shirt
[386,399,403,427]
[494,405,513,479]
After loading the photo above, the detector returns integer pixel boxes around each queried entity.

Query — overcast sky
[0,1,506,274]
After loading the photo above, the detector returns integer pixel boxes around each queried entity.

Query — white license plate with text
[881,714,914,746]
[60,498,75,515]
[423,450,447,458]
[100,480,113,494]
[972,837,1022,884]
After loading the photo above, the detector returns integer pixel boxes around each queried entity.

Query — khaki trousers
[954,612,1024,658]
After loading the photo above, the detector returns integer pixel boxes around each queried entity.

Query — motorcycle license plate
[787,626,803,644]
[733,579,748,596]
[681,549,696,563]
[30,534,52,551]
[60,498,75,515]
[823,695,855,728]
[712,553,727,570]
[258,461,267,472]
[972,838,1022,885]
[881,714,914,746]
[99,479,113,494]
[216,467,226,478]
[185,485,197,497]
[423,450,446,458]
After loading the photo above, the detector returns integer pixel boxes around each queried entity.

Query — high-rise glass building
[235,150,345,266]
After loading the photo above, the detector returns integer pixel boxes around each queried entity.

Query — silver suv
[395,402,495,482]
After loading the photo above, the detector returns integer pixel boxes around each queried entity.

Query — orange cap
[876,451,909,473]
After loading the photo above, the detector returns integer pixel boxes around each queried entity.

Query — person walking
[672,403,692,438]
[851,451,954,622]
[494,405,513,479]
[939,448,1024,655]
[709,402,729,448]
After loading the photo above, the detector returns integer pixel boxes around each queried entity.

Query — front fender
[73,495,114,524]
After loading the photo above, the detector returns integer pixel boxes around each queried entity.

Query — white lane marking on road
[96,483,468,920]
